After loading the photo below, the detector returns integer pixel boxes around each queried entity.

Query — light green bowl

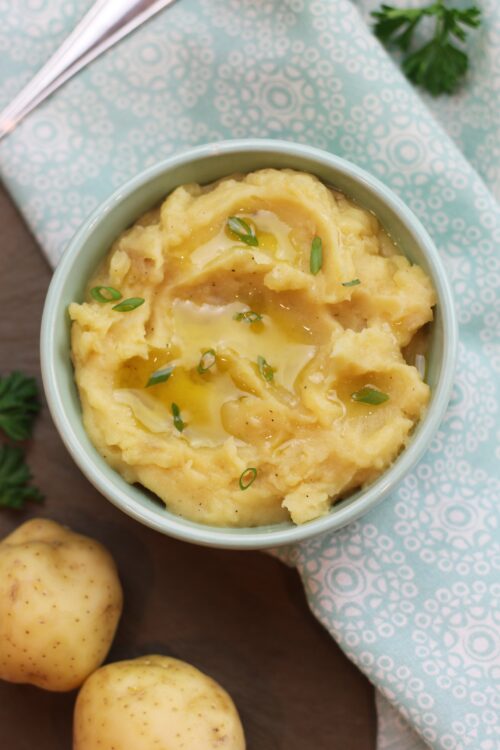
[40,140,457,549]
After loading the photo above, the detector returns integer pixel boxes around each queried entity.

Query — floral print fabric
[0,2,498,748]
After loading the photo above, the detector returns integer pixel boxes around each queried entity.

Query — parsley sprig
[372,1,481,95]
[0,445,43,509]
[0,371,41,441]
[0,371,43,509]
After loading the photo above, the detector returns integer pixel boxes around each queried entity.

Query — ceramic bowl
[40,140,457,549]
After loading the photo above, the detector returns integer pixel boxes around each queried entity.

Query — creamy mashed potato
[69,169,435,526]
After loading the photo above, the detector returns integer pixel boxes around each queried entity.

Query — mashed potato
[69,169,435,526]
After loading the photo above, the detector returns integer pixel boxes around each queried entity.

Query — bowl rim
[40,138,458,549]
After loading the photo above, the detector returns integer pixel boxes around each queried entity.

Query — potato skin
[73,655,246,750]
[0,518,123,691]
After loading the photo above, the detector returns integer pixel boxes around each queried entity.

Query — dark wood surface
[0,183,376,749]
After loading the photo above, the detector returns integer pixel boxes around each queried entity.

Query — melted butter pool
[190,210,300,267]
[172,299,316,390]
[117,355,244,446]
[116,299,317,446]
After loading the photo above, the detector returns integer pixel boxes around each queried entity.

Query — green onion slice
[257,355,275,382]
[227,216,259,247]
[146,366,174,388]
[112,297,145,312]
[197,349,216,374]
[171,403,185,432]
[234,310,263,324]
[351,386,389,405]
[239,467,257,490]
[90,286,122,303]
[310,236,323,275]
[342,279,361,287]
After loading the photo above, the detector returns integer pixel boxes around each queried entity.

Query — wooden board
[0,184,376,749]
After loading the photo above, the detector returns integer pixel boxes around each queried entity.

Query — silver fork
[0,0,178,142]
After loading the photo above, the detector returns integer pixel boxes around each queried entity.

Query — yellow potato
[73,655,246,750]
[0,518,123,691]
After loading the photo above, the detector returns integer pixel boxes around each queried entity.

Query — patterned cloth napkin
[1,1,498,748]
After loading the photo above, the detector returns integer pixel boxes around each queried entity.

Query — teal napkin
[1,2,498,748]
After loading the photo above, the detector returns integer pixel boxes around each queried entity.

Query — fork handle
[0,0,177,140]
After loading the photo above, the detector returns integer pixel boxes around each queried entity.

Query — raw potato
[0,518,123,691]
[73,655,246,750]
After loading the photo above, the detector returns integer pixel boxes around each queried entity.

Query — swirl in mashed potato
[69,169,435,526]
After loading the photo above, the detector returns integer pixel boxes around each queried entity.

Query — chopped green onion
[197,349,216,374]
[342,279,361,287]
[90,286,122,303]
[112,297,145,312]
[146,366,174,388]
[234,310,263,324]
[351,387,389,405]
[227,216,258,247]
[257,355,275,382]
[239,467,257,490]
[310,236,323,275]
[171,403,185,432]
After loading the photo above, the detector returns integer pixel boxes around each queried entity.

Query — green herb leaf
[234,310,263,324]
[0,445,43,509]
[371,5,422,48]
[197,349,216,374]
[90,286,122,303]
[112,297,145,312]
[146,366,174,388]
[372,2,481,96]
[310,236,323,275]
[351,386,390,405]
[257,355,275,383]
[239,467,257,490]
[342,278,361,287]
[0,372,41,441]
[171,403,185,432]
[402,37,467,96]
[227,216,259,247]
